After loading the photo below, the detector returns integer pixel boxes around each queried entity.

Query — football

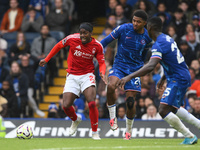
[16,124,33,139]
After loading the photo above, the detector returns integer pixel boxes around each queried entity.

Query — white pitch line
[32,145,200,150]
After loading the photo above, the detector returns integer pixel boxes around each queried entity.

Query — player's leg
[62,74,82,135]
[123,76,140,140]
[159,104,197,144]
[159,81,200,130]
[176,107,200,130]
[159,82,197,144]
[107,76,120,130]
[63,92,82,135]
[81,73,100,140]
[62,92,78,121]
[83,86,100,140]
[124,91,137,140]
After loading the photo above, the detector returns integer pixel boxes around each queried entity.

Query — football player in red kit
[39,22,106,140]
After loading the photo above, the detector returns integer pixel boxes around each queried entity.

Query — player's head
[147,17,162,39]
[79,22,93,44]
[132,9,148,32]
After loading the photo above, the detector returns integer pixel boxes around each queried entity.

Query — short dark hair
[175,8,183,13]
[148,17,163,32]
[79,22,93,32]
[27,7,36,12]
[132,9,148,21]
[194,97,200,101]
[40,24,49,30]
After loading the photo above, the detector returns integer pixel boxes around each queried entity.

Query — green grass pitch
[0,138,200,150]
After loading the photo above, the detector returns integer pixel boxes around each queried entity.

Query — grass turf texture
[0,138,200,150]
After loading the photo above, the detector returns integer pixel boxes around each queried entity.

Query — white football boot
[69,116,82,135]
[92,132,101,140]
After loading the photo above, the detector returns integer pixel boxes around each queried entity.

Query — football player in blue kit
[101,10,152,140]
[117,17,198,144]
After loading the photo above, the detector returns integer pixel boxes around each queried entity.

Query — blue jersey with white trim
[103,23,152,72]
[151,33,191,84]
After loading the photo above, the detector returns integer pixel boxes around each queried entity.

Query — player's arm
[117,58,160,89]
[39,38,68,67]
[142,41,153,62]
[100,25,122,48]
[96,45,107,84]
[100,34,115,48]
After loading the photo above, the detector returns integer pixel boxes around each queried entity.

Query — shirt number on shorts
[134,77,140,85]
[89,75,95,84]
[163,88,171,97]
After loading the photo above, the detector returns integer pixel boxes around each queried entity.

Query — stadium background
[0,0,200,139]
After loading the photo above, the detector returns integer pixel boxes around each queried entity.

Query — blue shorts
[160,80,190,108]
[108,67,141,92]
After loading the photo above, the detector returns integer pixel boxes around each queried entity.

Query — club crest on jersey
[92,48,96,54]
[140,39,146,45]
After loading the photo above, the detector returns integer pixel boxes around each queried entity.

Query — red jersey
[45,33,106,75]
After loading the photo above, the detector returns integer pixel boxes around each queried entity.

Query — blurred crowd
[0,0,75,118]
[0,0,200,120]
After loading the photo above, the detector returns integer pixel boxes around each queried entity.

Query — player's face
[132,16,146,32]
[79,29,92,44]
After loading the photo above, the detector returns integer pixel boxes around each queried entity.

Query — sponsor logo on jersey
[76,45,81,49]
[74,50,82,56]
[74,50,94,59]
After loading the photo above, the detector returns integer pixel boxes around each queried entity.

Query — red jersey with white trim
[45,33,106,75]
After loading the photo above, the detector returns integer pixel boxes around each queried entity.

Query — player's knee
[62,100,71,108]
[158,109,164,118]
[126,97,135,110]
[88,101,96,108]
[107,83,116,93]
[158,107,169,118]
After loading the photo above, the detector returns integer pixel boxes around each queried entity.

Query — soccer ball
[16,124,33,139]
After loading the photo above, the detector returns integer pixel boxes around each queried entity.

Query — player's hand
[156,79,165,92]
[116,76,131,89]
[39,59,47,67]
[100,72,107,85]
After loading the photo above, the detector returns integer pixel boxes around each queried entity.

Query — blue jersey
[101,23,152,73]
[151,33,191,85]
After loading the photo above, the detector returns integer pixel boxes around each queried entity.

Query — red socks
[63,106,77,121]
[63,102,98,132]
[88,101,99,132]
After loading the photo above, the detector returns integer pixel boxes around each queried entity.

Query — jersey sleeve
[95,43,106,75]
[150,44,163,60]
[45,35,71,62]
[110,25,123,39]
[100,34,114,51]
[100,25,123,50]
